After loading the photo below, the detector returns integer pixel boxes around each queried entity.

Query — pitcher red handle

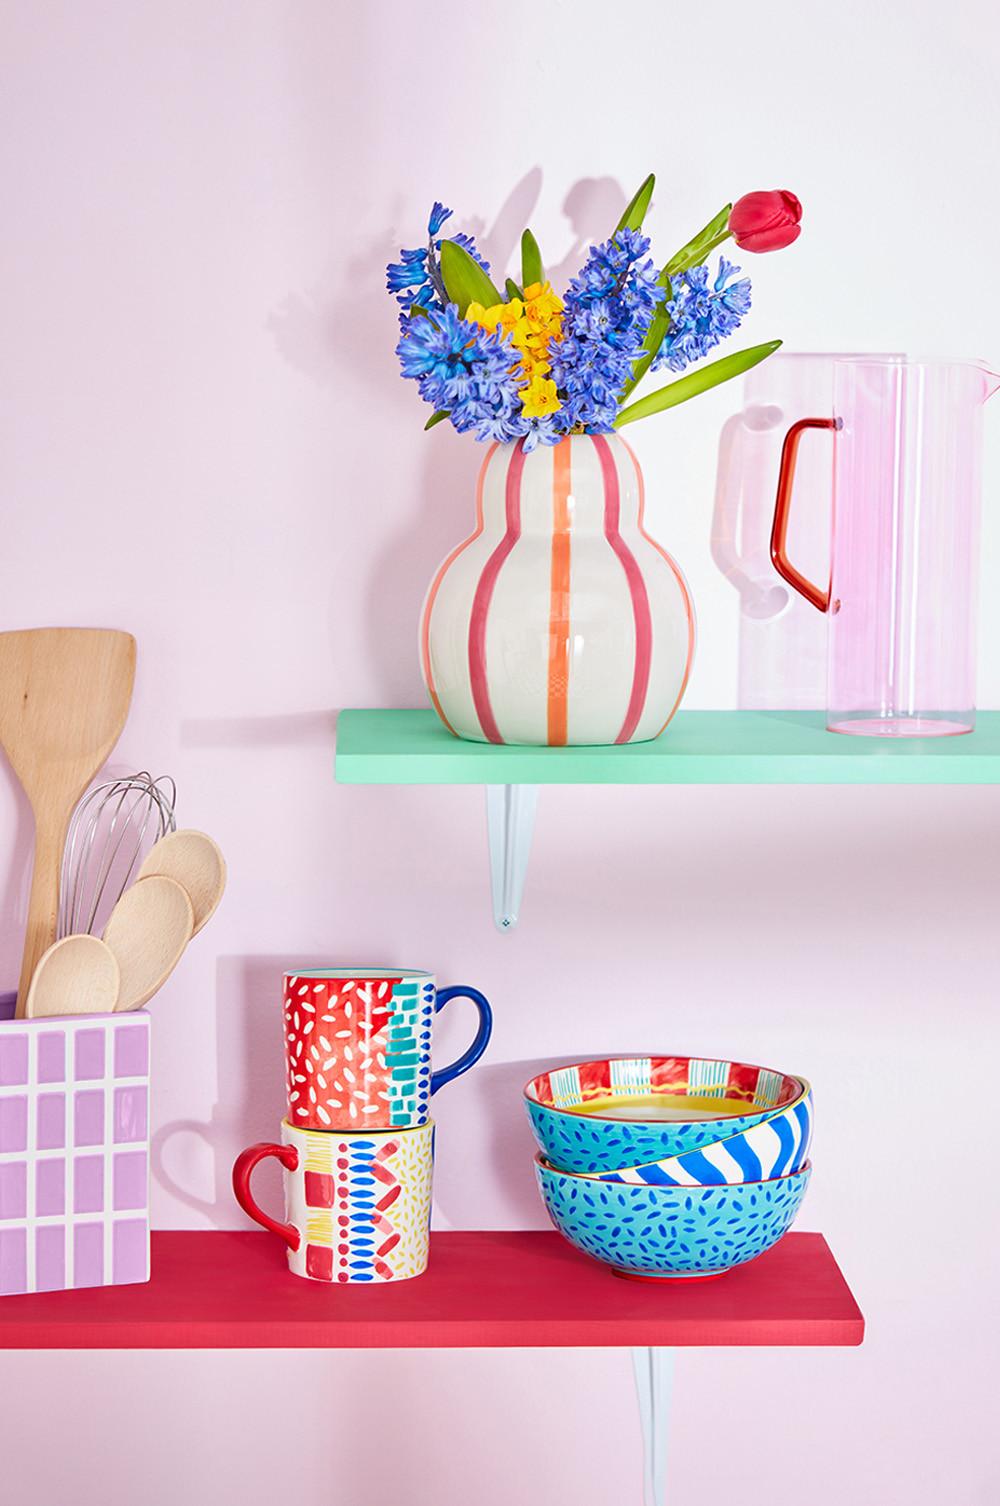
[770,416,840,612]
[232,1142,300,1250]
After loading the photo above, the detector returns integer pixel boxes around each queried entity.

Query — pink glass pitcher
[771,358,1000,736]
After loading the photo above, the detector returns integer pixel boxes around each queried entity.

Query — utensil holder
[0,999,150,1296]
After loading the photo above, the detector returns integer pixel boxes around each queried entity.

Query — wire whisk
[58,772,177,939]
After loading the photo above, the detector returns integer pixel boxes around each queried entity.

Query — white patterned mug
[232,1119,433,1284]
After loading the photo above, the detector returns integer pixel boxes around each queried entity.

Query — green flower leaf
[424,409,449,431]
[618,203,734,403]
[614,340,782,428]
[439,239,503,316]
[621,302,671,402]
[663,203,732,278]
[521,229,543,288]
[615,173,655,233]
[505,276,524,302]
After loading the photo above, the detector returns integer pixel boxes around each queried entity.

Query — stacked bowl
[525,1054,813,1280]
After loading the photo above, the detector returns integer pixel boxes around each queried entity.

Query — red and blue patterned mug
[233,1119,434,1283]
[283,968,492,1133]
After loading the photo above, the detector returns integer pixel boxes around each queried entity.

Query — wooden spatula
[0,628,136,1016]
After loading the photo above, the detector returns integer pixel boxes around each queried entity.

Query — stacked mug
[233,969,492,1284]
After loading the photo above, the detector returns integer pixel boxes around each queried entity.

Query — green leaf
[663,203,732,277]
[615,173,655,233]
[505,277,524,302]
[424,409,449,431]
[439,239,503,315]
[620,301,671,402]
[618,203,735,403]
[521,228,543,288]
[614,341,782,429]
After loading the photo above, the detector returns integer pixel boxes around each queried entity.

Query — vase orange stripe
[468,438,526,743]
[421,442,497,736]
[593,435,652,744]
[546,439,573,746]
[620,436,696,735]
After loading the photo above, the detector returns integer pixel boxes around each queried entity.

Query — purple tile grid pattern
[0,1012,150,1297]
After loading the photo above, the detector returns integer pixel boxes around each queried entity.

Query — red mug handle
[232,1142,301,1251]
[770,416,840,612]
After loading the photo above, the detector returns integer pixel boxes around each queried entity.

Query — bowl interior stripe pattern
[526,1055,800,1115]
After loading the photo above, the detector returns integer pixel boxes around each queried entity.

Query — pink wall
[2,2,999,1501]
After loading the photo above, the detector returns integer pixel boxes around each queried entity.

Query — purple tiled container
[0,998,150,1297]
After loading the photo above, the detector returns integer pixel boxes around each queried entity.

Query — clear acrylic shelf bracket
[633,1347,675,1505]
[486,784,538,931]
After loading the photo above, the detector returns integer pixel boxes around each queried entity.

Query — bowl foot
[612,1266,730,1283]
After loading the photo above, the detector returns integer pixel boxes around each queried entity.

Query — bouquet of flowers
[387,176,801,451]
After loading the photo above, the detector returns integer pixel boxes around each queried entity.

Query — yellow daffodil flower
[466,283,565,418]
[466,299,523,336]
[520,375,562,419]
[523,281,565,320]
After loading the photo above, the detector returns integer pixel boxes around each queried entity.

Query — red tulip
[729,190,802,253]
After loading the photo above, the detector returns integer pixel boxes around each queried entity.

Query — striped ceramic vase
[420,433,695,745]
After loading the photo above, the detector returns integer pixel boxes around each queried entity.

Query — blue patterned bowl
[535,1157,812,1278]
[524,1056,805,1175]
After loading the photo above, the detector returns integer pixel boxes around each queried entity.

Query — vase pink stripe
[547,439,573,746]
[592,434,652,744]
[468,437,526,743]
[421,442,496,737]
[620,435,696,735]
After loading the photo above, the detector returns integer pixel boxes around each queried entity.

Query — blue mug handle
[430,986,493,1093]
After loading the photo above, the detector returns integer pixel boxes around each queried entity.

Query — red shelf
[0,1230,863,1349]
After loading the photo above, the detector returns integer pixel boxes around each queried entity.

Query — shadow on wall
[150,953,570,1233]
[431,1056,554,1230]
[265,170,632,708]
[152,954,295,1225]
[178,707,337,750]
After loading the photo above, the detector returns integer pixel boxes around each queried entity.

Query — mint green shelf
[335,708,1000,786]
[335,708,1000,929]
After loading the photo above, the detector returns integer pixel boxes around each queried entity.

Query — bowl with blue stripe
[524,1055,806,1175]
[536,1156,812,1279]
[587,1087,813,1187]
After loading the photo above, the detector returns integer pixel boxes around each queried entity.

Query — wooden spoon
[104,874,194,1012]
[0,628,136,1016]
[24,934,120,1019]
[135,829,226,935]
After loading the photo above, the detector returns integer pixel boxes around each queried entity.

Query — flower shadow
[546,176,628,290]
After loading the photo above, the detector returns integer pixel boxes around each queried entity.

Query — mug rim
[284,967,434,981]
[279,1116,435,1140]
